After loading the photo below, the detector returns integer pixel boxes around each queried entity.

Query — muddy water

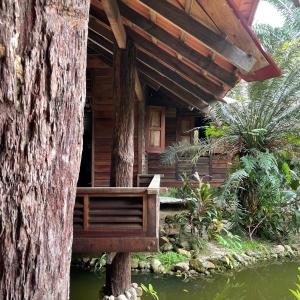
[70,259,300,300]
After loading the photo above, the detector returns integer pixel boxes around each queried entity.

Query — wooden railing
[73,175,160,253]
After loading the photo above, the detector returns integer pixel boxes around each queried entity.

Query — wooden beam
[89,16,224,97]
[88,36,209,110]
[137,48,217,104]
[139,0,256,72]
[137,61,208,110]
[134,69,145,102]
[114,2,237,87]
[102,0,126,48]
[98,3,144,101]
[88,31,212,106]
[126,27,224,96]
[89,21,221,101]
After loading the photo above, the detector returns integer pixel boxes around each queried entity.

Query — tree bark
[107,40,136,296]
[0,1,89,299]
[110,40,136,188]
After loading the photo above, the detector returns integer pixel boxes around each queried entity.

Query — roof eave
[227,0,282,81]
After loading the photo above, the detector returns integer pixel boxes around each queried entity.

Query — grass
[215,233,269,252]
[132,251,188,270]
[154,252,188,269]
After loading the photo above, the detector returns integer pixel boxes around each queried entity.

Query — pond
[70,259,300,300]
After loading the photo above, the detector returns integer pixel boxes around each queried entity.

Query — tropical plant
[141,283,159,300]
[168,173,222,246]
[290,267,300,300]
[162,36,300,241]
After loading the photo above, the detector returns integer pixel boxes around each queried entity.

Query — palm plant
[162,38,300,163]
[162,35,300,241]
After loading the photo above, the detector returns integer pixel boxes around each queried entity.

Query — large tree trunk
[0,1,89,299]
[107,40,136,296]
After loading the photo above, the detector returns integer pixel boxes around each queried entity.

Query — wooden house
[73,0,281,255]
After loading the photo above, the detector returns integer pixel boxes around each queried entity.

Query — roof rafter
[88,20,218,104]
[88,34,209,111]
[138,0,256,72]
[101,0,144,102]
[113,2,238,87]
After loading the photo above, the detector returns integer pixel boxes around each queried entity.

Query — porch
[73,174,160,253]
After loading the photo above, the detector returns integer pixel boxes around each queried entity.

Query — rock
[174,262,189,272]
[90,258,97,266]
[131,283,138,289]
[179,240,191,250]
[245,250,255,257]
[189,270,198,276]
[151,258,162,273]
[125,291,131,299]
[138,261,150,269]
[202,260,216,270]
[274,245,285,255]
[232,253,245,265]
[161,243,173,252]
[129,287,137,300]
[82,257,89,263]
[177,248,192,258]
[291,244,300,252]
[136,287,143,297]
[116,295,127,300]
[131,258,139,269]
[189,259,205,273]
[284,245,294,256]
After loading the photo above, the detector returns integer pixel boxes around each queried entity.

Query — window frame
[145,106,166,154]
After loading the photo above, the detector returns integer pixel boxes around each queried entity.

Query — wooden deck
[73,175,160,253]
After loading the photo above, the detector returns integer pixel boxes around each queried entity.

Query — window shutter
[146,106,165,153]
[177,116,194,144]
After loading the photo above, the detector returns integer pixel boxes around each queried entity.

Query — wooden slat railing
[73,175,160,253]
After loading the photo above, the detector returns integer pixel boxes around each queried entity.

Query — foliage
[93,254,107,273]
[141,283,159,300]
[221,151,300,241]
[159,187,181,198]
[154,252,188,270]
[132,252,188,270]
[290,267,300,300]
[215,231,267,252]
[168,173,222,247]
[162,35,300,242]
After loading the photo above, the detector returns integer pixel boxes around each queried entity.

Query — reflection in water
[70,259,300,300]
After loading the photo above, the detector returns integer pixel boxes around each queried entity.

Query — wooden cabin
[73,0,281,254]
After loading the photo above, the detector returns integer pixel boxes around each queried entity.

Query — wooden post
[138,88,147,174]
[107,40,136,296]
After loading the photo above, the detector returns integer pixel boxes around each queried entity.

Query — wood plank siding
[88,57,230,189]
[90,61,138,187]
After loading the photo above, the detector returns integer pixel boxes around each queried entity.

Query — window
[146,106,165,153]
[177,116,194,144]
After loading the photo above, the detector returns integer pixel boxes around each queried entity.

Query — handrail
[73,174,160,253]
[76,186,148,195]
[147,174,161,194]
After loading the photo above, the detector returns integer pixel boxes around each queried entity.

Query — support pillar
[106,39,136,296]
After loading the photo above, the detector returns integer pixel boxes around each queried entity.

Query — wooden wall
[87,57,229,188]
[147,108,230,188]
[90,60,138,187]
[148,107,177,186]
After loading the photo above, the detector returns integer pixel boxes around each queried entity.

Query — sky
[253,0,285,27]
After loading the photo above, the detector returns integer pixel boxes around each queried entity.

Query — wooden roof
[88,0,281,110]
[233,0,259,24]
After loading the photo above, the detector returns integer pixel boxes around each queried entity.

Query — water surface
[70,259,300,300]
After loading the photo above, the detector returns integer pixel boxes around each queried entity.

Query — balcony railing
[73,175,160,253]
